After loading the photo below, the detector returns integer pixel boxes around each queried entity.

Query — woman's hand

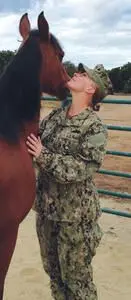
[26,133,43,158]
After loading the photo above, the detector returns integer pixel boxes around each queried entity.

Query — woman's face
[67,72,95,93]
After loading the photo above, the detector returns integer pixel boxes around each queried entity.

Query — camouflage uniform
[35,106,108,300]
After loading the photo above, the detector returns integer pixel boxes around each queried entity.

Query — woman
[26,63,109,300]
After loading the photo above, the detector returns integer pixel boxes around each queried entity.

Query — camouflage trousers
[36,215,102,300]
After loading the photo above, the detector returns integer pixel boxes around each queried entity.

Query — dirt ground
[4,95,131,300]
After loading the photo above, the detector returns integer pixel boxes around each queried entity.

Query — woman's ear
[85,86,96,95]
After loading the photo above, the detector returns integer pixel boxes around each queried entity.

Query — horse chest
[0,140,36,224]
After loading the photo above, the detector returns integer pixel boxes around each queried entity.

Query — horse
[0,11,69,299]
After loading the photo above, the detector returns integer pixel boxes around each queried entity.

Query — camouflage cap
[78,63,109,99]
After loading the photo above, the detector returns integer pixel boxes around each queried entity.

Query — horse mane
[0,30,63,143]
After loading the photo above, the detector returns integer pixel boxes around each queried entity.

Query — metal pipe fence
[41,95,131,218]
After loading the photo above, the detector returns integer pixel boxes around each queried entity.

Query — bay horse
[0,12,69,299]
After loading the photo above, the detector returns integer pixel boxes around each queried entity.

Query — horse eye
[56,49,64,62]
[60,51,64,61]
[57,54,63,62]
[60,55,63,62]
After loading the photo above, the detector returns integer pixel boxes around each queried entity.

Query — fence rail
[99,169,131,178]
[101,208,131,218]
[98,189,131,199]
[107,125,131,131]
[106,150,131,157]
[102,98,131,104]
[41,95,131,105]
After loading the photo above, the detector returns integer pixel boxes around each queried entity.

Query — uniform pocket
[82,221,103,263]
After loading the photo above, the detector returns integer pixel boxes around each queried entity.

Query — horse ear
[38,11,49,41]
[19,13,31,40]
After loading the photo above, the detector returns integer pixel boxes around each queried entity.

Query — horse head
[19,12,70,100]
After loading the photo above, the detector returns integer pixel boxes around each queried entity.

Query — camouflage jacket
[35,106,108,222]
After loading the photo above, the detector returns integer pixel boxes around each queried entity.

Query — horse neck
[22,113,40,141]
[0,68,41,144]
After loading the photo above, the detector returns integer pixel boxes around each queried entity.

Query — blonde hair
[92,85,103,111]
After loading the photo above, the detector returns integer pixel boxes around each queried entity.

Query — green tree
[119,62,131,91]
[109,62,131,92]
[0,50,15,75]
[63,61,77,77]
[124,78,131,93]
[108,67,121,92]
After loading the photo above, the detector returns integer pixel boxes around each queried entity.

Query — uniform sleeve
[33,109,59,169]
[39,118,47,137]
[36,122,108,184]
[39,108,58,137]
